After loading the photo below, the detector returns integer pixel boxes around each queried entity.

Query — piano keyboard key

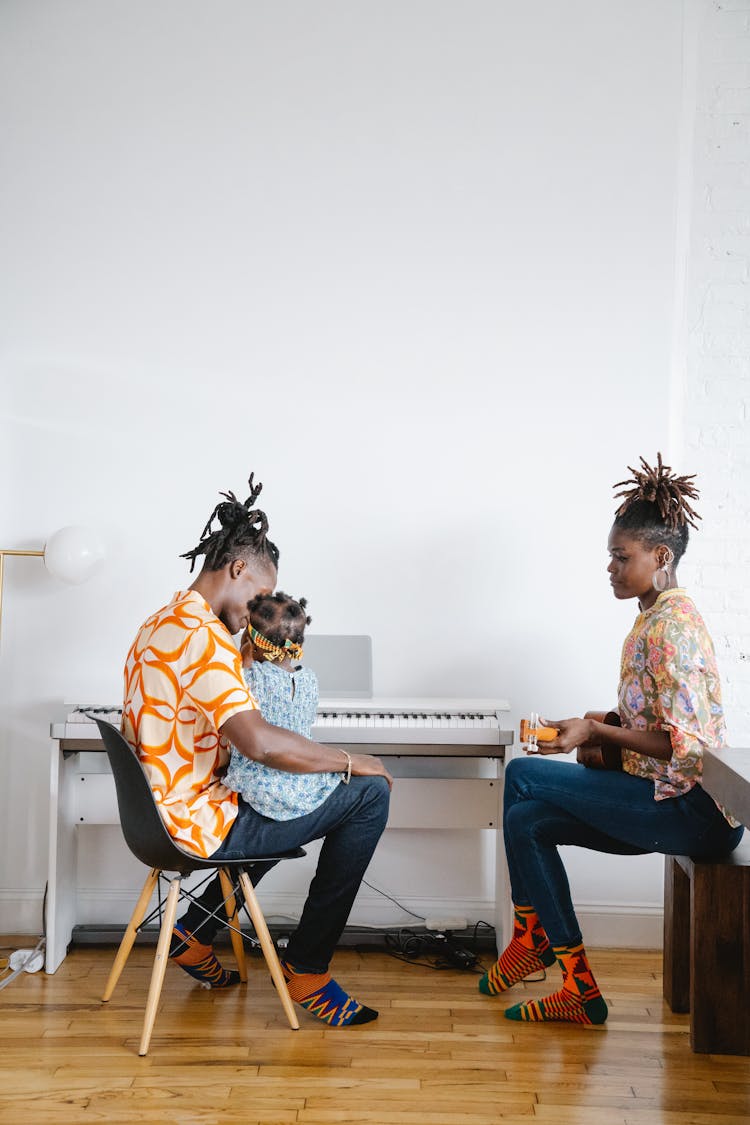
[58,700,510,749]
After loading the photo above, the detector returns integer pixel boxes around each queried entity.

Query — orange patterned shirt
[122,590,257,857]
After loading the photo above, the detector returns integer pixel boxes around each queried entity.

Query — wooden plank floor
[1,940,748,1125]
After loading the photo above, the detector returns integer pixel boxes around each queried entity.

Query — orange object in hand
[519,719,559,743]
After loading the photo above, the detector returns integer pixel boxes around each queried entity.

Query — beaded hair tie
[248,625,304,663]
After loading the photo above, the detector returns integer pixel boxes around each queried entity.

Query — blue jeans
[187,775,390,973]
[504,756,744,947]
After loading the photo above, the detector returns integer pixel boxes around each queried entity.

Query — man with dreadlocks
[479,454,743,1026]
[122,475,392,1027]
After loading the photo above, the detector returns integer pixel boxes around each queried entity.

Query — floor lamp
[0,527,105,982]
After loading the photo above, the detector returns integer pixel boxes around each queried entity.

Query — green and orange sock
[281,960,378,1027]
[479,904,555,996]
[504,940,608,1025]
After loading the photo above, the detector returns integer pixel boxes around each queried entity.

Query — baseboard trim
[575,906,663,949]
[0,890,665,949]
[68,921,500,950]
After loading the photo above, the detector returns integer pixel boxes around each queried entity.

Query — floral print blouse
[618,588,735,823]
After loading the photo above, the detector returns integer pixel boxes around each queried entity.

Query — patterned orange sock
[504,941,608,1024]
[169,924,241,989]
[281,961,378,1027]
[479,905,555,996]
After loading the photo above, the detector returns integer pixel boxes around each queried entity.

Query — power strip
[424,916,467,932]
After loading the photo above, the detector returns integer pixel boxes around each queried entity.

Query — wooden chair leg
[139,876,181,1056]
[103,867,160,1002]
[238,871,299,1030]
[219,868,247,982]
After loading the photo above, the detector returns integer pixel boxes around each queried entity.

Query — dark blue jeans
[504,756,743,947]
[184,776,390,973]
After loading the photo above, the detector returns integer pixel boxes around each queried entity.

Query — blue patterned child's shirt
[224,661,342,820]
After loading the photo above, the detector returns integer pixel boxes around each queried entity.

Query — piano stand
[47,725,513,974]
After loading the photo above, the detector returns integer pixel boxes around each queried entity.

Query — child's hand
[240,631,255,668]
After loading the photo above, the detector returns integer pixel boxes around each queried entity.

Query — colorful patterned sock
[504,941,608,1024]
[169,923,241,989]
[281,960,378,1027]
[479,904,555,995]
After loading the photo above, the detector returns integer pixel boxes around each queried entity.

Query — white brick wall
[684,0,750,740]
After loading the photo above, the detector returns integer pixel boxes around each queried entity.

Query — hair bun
[180,471,278,573]
[215,499,245,528]
[613,452,701,530]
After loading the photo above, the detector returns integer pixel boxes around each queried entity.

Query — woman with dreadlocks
[224,592,342,820]
[123,475,392,1026]
[479,454,743,1026]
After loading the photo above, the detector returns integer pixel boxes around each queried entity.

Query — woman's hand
[577,710,624,769]
[533,713,625,768]
[532,717,594,755]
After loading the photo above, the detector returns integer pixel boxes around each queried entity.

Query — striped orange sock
[504,941,608,1024]
[281,961,378,1027]
[479,905,555,996]
[169,924,241,989]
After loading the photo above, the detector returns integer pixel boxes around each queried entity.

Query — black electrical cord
[384,928,484,973]
[361,878,426,922]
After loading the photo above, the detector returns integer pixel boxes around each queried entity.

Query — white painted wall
[0,0,697,944]
[681,1,750,754]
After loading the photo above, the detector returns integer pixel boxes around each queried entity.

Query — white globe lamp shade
[43,526,106,585]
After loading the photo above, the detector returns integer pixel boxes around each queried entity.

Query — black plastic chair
[95,720,305,1055]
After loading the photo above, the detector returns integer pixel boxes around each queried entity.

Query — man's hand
[350,753,394,790]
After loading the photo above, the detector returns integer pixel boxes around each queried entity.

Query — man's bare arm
[221,709,393,788]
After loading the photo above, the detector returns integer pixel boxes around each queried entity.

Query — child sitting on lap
[224,592,341,818]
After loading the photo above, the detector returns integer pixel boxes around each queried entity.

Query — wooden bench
[663,835,750,1055]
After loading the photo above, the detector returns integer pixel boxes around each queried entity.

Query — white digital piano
[48,698,514,973]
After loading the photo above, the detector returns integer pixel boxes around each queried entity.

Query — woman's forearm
[592,720,673,762]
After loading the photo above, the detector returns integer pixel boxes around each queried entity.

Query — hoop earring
[652,566,670,593]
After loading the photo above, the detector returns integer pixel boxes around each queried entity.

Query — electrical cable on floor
[351,881,504,973]
[0,881,48,991]
[0,934,45,992]
[383,927,548,982]
[384,928,484,972]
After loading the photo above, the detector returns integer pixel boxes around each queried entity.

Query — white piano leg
[46,742,78,973]
[493,760,512,955]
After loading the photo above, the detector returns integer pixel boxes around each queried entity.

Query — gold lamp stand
[0,549,45,641]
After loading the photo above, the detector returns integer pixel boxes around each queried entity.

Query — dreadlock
[180,473,280,573]
[248,592,312,649]
[612,453,701,564]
